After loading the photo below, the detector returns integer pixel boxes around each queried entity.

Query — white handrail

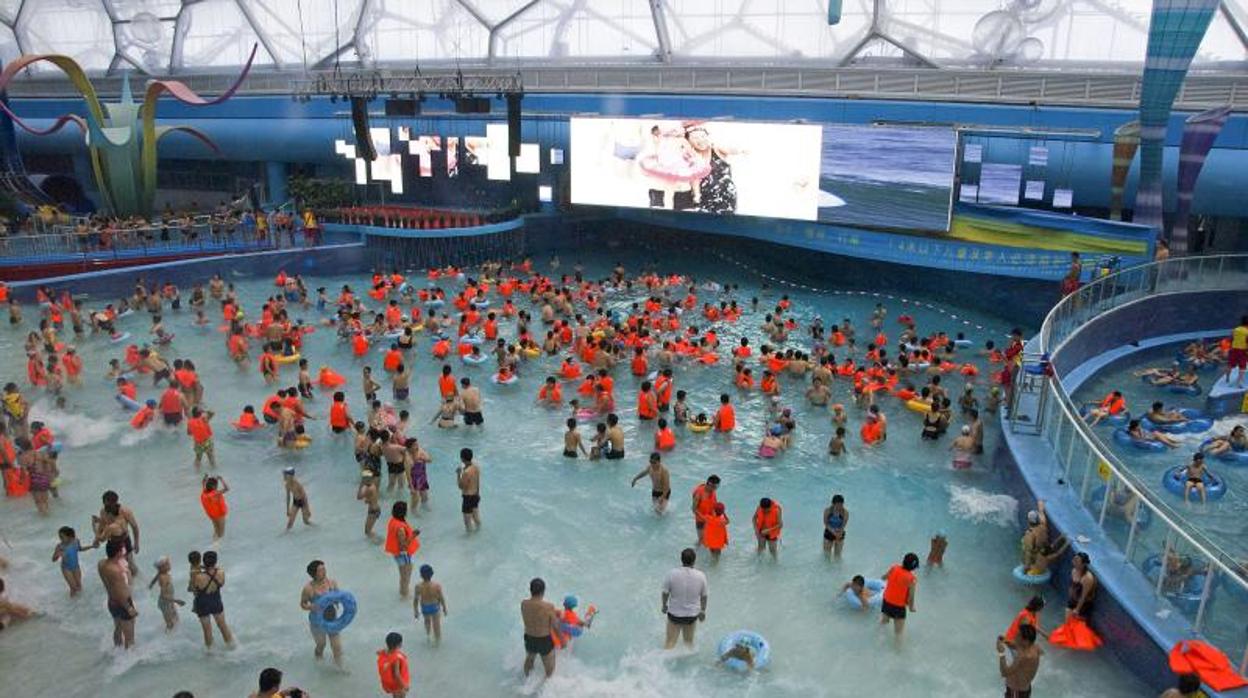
[1036,254,1248,598]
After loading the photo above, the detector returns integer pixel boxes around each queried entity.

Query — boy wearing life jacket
[753,498,783,560]
[714,394,735,433]
[702,503,729,562]
[376,631,411,697]
[186,407,215,469]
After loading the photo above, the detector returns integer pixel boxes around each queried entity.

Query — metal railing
[0,215,301,262]
[4,64,1246,110]
[1033,253,1248,669]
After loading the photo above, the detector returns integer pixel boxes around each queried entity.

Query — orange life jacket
[715,405,735,432]
[882,565,914,607]
[376,649,410,693]
[753,504,782,540]
[384,518,420,556]
[200,489,227,519]
[702,514,728,550]
[655,428,675,451]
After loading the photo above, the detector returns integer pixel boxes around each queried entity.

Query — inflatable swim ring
[154,333,175,346]
[275,353,301,365]
[1012,564,1052,586]
[115,394,143,411]
[522,347,541,359]
[842,579,885,609]
[1078,403,1130,428]
[1175,352,1218,372]
[905,399,932,414]
[1140,408,1212,434]
[425,299,444,308]
[462,353,489,365]
[1112,428,1167,452]
[953,338,973,348]
[718,630,771,672]
[109,332,131,344]
[1199,438,1248,465]
[308,590,357,635]
[491,373,518,385]
[688,422,712,433]
[1142,554,1210,613]
[575,408,597,423]
[1162,465,1226,501]
[459,334,483,346]
[471,298,490,308]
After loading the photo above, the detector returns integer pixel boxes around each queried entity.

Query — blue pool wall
[13,92,1248,219]
[999,287,1246,695]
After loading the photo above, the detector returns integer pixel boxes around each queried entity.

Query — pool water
[0,252,1149,697]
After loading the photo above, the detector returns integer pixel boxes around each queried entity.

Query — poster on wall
[569,117,822,220]
[978,163,1022,205]
[818,125,957,231]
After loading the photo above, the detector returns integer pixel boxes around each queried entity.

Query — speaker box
[384,98,419,117]
[351,97,377,161]
[506,93,522,157]
[454,97,492,114]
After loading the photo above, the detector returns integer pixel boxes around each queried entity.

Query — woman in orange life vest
[200,475,230,540]
[753,498,783,559]
[1084,390,1126,427]
[384,501,421,598]
[377,631,411,697]
[880,552,920,641]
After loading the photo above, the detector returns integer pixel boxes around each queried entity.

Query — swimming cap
[563,595,578,609]
[1026,510,1040,525]
[961,425,971,435]
[283,466,296,475]
[770,424,783,436]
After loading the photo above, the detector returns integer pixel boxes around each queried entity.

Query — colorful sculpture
[0,45,256,217]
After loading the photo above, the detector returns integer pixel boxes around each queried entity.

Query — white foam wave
[28,401,124,449]
[946,484,1018,528]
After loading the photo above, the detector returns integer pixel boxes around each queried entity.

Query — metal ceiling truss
[0,0,1242,80]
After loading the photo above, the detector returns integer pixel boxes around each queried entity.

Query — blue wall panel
[11,93,1248,216]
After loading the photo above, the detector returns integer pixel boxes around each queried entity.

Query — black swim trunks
[162,412,183,426]
[563,450,578,458]
[332,425,347,433]
[463,411,483,426]
[605,450,624,460]
[666,613,697,626]
[292,498,306,509]
[524,633,554,656]
[107,598,135,620]
[394,388,410,401]
[152,368,171,384]
[387,461,405,475]
[823,529,846,542]
[880,600,907,620]
[651,490,671,500]
[461,494,481,513]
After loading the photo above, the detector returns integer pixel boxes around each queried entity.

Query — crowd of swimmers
[0,258,1216,697]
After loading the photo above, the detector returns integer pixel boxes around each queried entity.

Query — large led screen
[818,125,956,231]
[570,118,822,220]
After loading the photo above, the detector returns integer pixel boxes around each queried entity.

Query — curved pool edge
[1003,285,1248,696]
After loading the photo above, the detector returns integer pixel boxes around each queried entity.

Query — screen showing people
[569,118,822,220]
[817,124,957,231]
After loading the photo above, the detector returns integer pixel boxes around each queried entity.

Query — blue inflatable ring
[1142,554,1210,614]
[1088,485,1152,529]
[718,630,771,672]
[1161,465,1227,501]
[953,338,973,348]
[1112,428,1167,452]
[1200,438,1248,465]
[842,578,885,609]
[1140,408,1212,434]
[115,394,143,411]
[1012,564,1051,586]
[462,353,489,365]
[1176,352,1218,372]
[1079,403,1130,428]
[425,299,444,308]
[308,590,357,635]
[459,334,483,346]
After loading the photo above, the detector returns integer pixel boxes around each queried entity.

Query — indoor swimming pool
[0,250,1150,697]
